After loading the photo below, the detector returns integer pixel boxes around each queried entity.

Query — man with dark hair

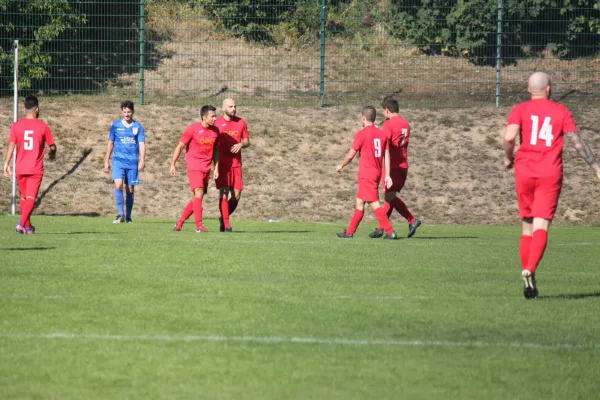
[336,106,397,239]
[215,98,250,232]
[3,95,57,234]
[370,97,421,239]
[104,101,146,223]
[171,105,220,232]
[504,72,600,299]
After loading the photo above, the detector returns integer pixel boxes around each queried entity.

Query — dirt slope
[1,97,599,225]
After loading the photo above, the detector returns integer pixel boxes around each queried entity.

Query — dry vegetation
[1,97,600,226]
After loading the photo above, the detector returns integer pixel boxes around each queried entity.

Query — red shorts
[215,166,244,190]
[515,173,562,220]
[357,178,379,202]
[188,170,210,192]
[17,174,43,198]
[384,168,407,193]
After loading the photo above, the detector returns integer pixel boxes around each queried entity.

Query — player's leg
[228,166,244,216]
[192,172,210,232]
[515,173,538,298]
[390,170,420,237]
[218,186,232,232]
[112,166,125,223]
[338,197,365,238]
[174,196,194,231]
[15,175,28,233]
[19,174,42,234]
[370,191,396,238]
[124,168,139,223]
[369,201,396,239]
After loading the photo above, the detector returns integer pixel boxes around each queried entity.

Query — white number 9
[374,138,381,157]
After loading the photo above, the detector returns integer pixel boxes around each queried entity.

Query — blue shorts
[112,166,139,186]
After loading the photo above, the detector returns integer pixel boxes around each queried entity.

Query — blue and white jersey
[109,119,145,169]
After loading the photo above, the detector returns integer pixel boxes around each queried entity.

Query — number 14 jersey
[508,98,577,178]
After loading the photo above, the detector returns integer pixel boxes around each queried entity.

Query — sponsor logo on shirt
[132,128,138,136]
[198,138,216,145]
[222,130,239,137]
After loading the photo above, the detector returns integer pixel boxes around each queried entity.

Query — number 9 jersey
[9,118,55,175]
[351,125,389,181]
[508,98,576,178]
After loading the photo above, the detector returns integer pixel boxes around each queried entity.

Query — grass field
[1,216,600,399]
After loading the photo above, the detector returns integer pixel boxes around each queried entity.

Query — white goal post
[12,40,18,215]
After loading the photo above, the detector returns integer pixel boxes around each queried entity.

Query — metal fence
[1,0,599,107]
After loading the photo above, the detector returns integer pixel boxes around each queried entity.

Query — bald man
[215,98,250,232]
[504,72,600,299]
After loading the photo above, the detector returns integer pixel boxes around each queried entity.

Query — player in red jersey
[170,105,220,232]
[215,98,250,232]
[369,97,421,239]
[336,106,397,239]
[3,96,57,234]
[504,72,600,299]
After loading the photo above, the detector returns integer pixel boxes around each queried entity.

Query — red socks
[20,199,35,228]
[193,198,203,229]
[346,209,364,235]
[391,197,415,224]
[374,207,394,235]
[178,200,194,225]
[220,197,230,228]
[527,230,548,274]
[520,235,532,271]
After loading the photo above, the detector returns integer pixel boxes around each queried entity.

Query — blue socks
[114,188,125,217]
[126,193,134,220]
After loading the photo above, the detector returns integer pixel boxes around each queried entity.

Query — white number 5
[530,116,553,147]
[374,138,381,157]
[24,130,34,150]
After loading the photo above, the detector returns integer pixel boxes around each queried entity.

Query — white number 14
[530,116,553,147]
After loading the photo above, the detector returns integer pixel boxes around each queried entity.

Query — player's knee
[126,185,135,194]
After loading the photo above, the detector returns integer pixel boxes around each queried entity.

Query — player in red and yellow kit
[504,72,600,299]
[215,98,250,232]
[370,97,421,239]
[336,106,397,239]
[170,105,220,232]
[3,96,57,234]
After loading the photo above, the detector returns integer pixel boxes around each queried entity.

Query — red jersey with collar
[381,115,410,170]
[215,116,249,169]
[9,118,55,175]
[180,122,220,172]
[351,125,388,181]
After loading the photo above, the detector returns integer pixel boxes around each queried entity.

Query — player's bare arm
[336,148,357,172]
[503,124,520,169]
[384,148,392,189]
[212,146,220,180]
[169,142,186,176]
[230,138,249,154]
[104,140,114,173]
[3,142,16,177]
[138,142,146,171]
[565,131,600,179]
[48,144,57,161]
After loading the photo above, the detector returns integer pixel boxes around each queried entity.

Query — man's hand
[336,164,344,173]
[504,156,514,170]
[593,163,600,181]
[384,175,393,189]
[169,164,176,176]
[104,161,110,173]
[230,143,243,154]
[138,159,145,172]
[213,168,219,180]
[3,163,10,177]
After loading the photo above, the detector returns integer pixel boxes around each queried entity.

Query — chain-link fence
[1,0,599,107]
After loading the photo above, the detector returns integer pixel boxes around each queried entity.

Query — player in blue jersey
[103,101,146,223]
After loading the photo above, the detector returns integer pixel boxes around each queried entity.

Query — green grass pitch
[1,216,600,399]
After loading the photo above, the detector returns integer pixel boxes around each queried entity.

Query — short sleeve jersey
[351,125,388,181]
[381,115,410,170]
[508,98,577,178]
[109,119,146,169]
[9,118,55,175]
[215,115,249,169]
[179,122,220,173]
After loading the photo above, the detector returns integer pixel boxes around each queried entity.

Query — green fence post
[495,0,502,107]
[139,0,146,105]
[319,0,326,107]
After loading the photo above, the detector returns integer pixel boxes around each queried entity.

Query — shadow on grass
[409,236,478,240]
[36,149,93,209]
[41,231,117,235]
[1,247,56,251]
[40,212,101,217]
[538,292,600,300]
[233,230,314,234]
